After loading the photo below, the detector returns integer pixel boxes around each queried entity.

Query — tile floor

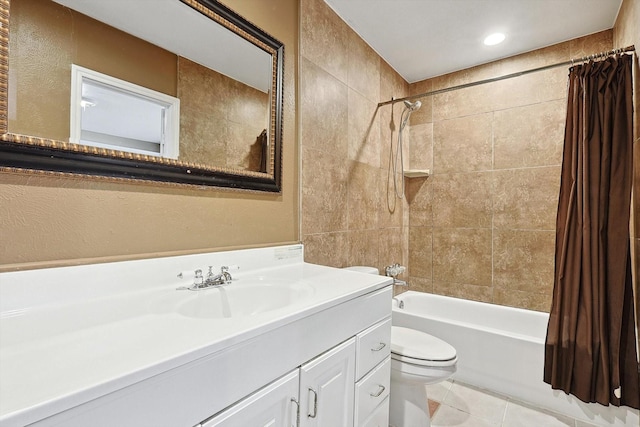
[427,380,602,427]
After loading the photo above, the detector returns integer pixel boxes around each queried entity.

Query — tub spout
[393,279,408,287]
[392,297,404,309]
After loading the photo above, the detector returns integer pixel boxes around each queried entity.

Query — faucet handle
[176,269,204,290]
[220,265,239,283]
[385,263,406,278]
[206,266,216,278]
[194,269,204,286]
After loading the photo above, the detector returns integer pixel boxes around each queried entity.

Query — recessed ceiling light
[484,33,506,46]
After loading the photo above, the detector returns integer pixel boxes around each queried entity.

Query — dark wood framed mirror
[0,0,284,192]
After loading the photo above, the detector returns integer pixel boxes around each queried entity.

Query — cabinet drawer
[354,358,390,426]
[356,317,391,379]
[360,396,389,427]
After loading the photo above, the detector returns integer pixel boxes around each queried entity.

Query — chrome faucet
[385,263,408,287]
[392,296,405,309]
[177,265,237,291]
[204,266,234,287]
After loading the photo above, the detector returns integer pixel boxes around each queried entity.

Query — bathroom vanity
[0,245,392,427]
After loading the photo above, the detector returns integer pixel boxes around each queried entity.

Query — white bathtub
[392,291,639,427]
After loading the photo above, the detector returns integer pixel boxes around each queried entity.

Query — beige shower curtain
[544,54,639,409]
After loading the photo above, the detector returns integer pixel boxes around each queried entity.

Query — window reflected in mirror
[70,65,180,159]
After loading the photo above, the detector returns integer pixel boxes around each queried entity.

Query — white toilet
[390,326,457,426]
[343,266,457,427]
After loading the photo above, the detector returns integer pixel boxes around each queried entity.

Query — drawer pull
[371,342,386,352]
[291,398,300,426]
[369,385,386,398]
[308,388,318,418]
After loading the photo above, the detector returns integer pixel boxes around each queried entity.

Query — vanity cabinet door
[299,338,356,427]
[202,370,300,427]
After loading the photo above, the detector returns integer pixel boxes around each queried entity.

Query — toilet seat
[391,326,457,367]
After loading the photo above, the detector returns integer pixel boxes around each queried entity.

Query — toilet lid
[343,266,379,275]
[391,326,457,362]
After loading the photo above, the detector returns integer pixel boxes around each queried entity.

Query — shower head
[403,100,422,112]
[399,99,421,130]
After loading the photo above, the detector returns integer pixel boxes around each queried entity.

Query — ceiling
[323,0,623,83]
[52,0,272,92]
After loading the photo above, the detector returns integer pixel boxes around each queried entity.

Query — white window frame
[70,64,180,159]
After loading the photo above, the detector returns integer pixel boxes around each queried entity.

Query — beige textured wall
[9,0,177,141]
[0,0,298,270]
[299,0,409,274]
[613,0,640,357]
[406,31,616,312]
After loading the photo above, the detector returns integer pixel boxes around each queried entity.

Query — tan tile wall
[407,31,614,312]
[300,0,637,316]
[300,0,409,274]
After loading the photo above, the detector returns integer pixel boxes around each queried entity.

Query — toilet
[390,326,457,426]
[343,266,458,427]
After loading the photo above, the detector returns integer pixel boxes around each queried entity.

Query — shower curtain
[544,54,639,409]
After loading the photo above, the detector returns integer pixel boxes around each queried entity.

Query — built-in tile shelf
[404,169,430,178]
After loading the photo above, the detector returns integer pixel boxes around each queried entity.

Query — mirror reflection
[8,0,274,174]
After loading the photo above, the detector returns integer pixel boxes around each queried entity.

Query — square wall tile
[493,100,566,169]
[407,176,432,227]
[408,78,433,126]
[302,232,348,267]
[493,288,552,312]
[569,29,613,59]
[348,88,381,167]
[300,57,348,155]
[347,161,380,230]
[493,166,561,230]
[409,226,432,279]
[407,276,432,293]
[378,227,405,274]
[493,229,555,294]
[433,113,493,173]
[431,172,492,228]
[378,169,405,229]
[432,228,492,286]
[301,147,348,235]
[491,68,567,111]
[380,60,409,103]
[347,28,380,103]
[431,61,501,92]
[347,229,380,268]
[409,123,433,171]
[300,0,348,83]
[433,282,493,303]
[497,42,570,76]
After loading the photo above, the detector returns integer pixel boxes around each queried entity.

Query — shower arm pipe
[378,45,635,108]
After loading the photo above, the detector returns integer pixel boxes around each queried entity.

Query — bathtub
[392,291,639,427]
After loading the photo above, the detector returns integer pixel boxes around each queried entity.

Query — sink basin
[149,280,314,319]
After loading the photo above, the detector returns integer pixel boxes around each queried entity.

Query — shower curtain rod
[378,45,635,107]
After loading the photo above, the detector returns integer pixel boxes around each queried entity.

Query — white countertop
[0,245,392,426]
